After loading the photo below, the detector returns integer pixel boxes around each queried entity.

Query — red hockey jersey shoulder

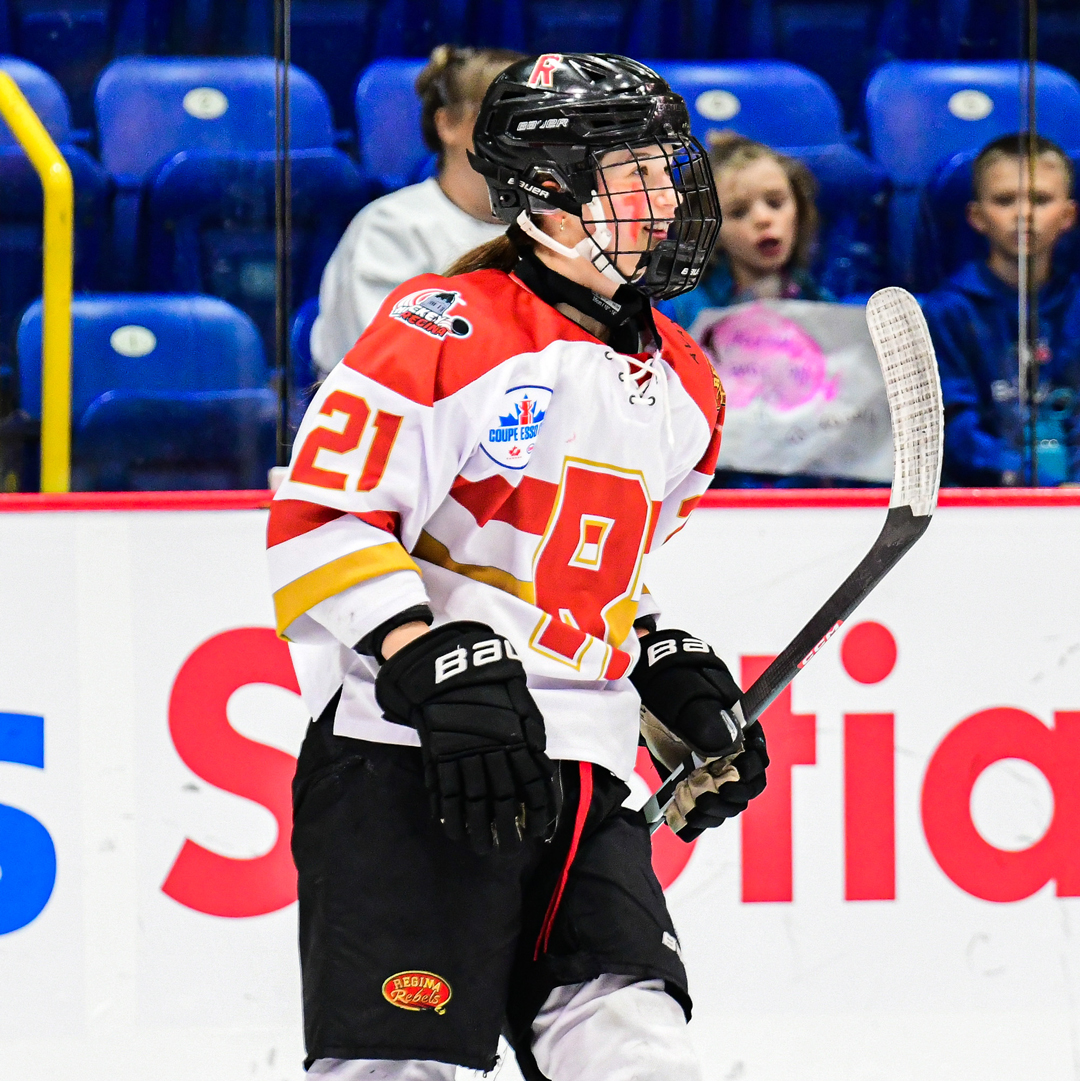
[342,269,597,406]
[653,306,722,427]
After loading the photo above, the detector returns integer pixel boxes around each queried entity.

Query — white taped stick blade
[866,287,944,518]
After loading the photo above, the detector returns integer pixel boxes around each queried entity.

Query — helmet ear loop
[574,196,628,288]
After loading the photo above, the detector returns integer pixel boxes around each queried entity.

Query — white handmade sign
[691,300,892,482]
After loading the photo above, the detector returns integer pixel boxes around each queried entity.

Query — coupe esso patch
[382,970,453,1014]
[389,288,472,341]
[483,385,552,469]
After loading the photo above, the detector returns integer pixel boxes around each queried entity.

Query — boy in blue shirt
[923,134,1080,485]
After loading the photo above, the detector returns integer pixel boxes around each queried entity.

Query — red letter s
[162,628,301,917]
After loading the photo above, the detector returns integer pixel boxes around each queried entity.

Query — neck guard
[513,247,660,355]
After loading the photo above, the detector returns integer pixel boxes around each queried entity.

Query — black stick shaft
[646,505,930,829]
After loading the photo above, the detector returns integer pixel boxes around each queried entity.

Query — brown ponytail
[445,233,520,277]
[415,45,523,161]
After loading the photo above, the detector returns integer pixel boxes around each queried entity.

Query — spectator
[923,133,1080,486]
[310,45,521,375]
[667,132,832,331]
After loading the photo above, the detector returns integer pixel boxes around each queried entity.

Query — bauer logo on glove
[375,621,556,854]
[630,628,746,759]
[631,628,768,841]
[434,636,521,683]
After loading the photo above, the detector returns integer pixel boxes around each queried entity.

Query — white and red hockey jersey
[268,267,724,780]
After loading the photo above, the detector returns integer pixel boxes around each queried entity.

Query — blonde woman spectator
[310,45,521,374]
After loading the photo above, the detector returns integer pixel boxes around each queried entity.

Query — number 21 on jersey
[291,390,402,492]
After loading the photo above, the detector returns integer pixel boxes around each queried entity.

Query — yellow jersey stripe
[274,541,420,637]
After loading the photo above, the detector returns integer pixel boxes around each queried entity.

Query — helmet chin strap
[515,198,635,290]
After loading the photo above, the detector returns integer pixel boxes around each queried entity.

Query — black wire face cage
[582,135,721,300]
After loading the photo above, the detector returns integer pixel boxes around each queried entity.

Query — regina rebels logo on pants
[382,971,453,1014]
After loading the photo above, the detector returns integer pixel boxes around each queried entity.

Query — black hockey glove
[631,629,745,758]
[630,628,768,841]
[666,722,769,842]
[375,621,556,855]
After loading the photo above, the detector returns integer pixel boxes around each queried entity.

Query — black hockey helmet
[468,53,721,300]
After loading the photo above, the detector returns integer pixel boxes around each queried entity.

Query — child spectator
[671,133,851,488]
[310,45,520,375]
[923,133,1080,486]
[668,132,832,331]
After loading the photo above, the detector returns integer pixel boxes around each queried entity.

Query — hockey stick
[643,287,944,834]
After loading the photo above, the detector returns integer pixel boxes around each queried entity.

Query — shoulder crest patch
[390,288,472,341]
[482,384,552,469]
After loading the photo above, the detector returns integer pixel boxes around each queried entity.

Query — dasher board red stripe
[697,488,1080,509]
[4,488,1080,513]
[0,491,273,512]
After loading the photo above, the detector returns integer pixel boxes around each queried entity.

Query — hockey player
[269,54,770,1081]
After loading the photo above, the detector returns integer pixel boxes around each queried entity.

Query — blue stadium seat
[96,56,335,186]
[0,55,71,144]
[865,61,1080,284]
[141,148,366,358]
[648,61,845,148]
[866,61,1080,186]
[783,143,890,297]
[914,148,1080,291]
[0,58,112,409]
[95,56,337,288]
[355,58,429,192]
[470,0,712,59]
[17,294,274,490]
[75,388,278,490]
[5,0,168,130]
[170,0,459,133]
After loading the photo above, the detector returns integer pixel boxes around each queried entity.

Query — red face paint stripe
[534,762,594,959]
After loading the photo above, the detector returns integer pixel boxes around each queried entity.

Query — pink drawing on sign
[700,302,838,411]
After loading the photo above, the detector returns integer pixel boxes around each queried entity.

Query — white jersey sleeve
[270,282,503,647]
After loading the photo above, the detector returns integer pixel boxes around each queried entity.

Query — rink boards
[0,489,1078,1081]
